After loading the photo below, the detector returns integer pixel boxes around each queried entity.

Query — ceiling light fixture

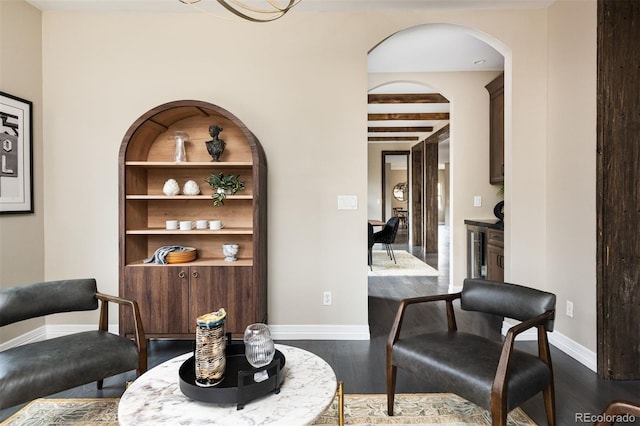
[179,0,302,22]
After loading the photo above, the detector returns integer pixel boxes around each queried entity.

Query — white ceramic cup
[179,220,195,231]
[166,220,179,230]
[196,219,209,229]
[209,220,224,230]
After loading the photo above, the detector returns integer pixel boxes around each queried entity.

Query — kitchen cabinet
[486,73,504,184]
[118,100,267,339]
[486,228,504,282]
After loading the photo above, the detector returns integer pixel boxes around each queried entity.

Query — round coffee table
[118,344,337,425]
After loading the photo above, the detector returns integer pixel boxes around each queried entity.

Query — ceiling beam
[368,93,449,104]
[368,126,434,133]
[368,112,450,121]
[368,136,419,142]
[423,124,450,144]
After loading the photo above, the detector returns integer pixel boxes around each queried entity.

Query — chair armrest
[96,292,147,373]
[595,400,640,426]
[387,292,462,350]
[491,309,556,409]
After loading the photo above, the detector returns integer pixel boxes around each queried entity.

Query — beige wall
[547,0,597,351]
[1,1,599,354]
[0,0,44,341]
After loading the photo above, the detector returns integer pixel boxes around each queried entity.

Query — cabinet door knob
[178,271,186,278]
[192,271,199,278]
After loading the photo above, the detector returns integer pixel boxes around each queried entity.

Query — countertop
[464,218,504,230]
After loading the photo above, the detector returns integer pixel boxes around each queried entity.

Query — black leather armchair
[0,278,147,409]
[373,217,400,263]
[387,278,556,426]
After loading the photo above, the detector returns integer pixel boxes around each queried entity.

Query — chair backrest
[368,223,375,249]
[0,279,98,326]
[388,217,400,240]
[460,278,556,331]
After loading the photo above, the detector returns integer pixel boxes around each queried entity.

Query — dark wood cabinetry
[486,74,504,184]
[486,228,504,282]
[118,100,267,339]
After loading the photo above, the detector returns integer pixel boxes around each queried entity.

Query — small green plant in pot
[205,172,245,206]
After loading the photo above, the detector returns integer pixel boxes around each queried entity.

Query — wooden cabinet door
[486,229,504,282]
[486,74,504,184]
[486,243,504,282]
[123,266,190,336]
[189,266,254,335]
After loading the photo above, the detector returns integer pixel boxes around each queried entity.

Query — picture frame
[1,91,33,214]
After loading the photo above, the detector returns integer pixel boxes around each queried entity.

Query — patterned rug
[1,394,535,425]
[369,250,440,277]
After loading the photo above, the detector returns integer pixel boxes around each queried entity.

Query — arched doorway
[367,23,507,287]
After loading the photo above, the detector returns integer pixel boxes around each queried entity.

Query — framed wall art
[0,91,33,214]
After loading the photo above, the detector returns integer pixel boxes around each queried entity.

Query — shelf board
[125,194,253,200]
[125,161,253,168]
[126,227,253,235]
[126,258,253,267]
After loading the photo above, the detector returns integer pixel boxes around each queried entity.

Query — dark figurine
[205,125,226,162]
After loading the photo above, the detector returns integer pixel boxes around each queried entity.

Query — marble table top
[118,344,337,425]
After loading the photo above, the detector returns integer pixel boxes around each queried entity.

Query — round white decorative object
[222,243,239,262]
[163,179,180,196]
[182,180,201,195]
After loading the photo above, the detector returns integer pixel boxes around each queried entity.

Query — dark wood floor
[1,226,638,424]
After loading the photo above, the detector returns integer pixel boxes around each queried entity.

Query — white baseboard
[4,323,595,372]
[502,321,597,373]
[0,326,46,351]
[0,324,120,351]
[269,324,371,340]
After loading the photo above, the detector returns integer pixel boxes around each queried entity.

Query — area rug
[1,399,119,425]
[315,393,536,425]
[1,394,535,425]
[369,250,440,277]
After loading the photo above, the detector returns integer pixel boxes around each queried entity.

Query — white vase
[222,243,239,262]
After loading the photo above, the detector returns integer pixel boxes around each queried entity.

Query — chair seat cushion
[391,331,551,411]
[0,331,139,409]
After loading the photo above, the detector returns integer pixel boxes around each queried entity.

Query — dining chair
[373,217,400,263]
[368,222,375,270]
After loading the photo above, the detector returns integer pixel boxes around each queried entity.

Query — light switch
[337,195,358,210]
[473,196,482,207]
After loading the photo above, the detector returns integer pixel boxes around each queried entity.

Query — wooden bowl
[166,247,197,264]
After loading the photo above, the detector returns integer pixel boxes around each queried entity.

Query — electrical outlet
[474,195,482,207]
[566,300,574,318]
[323,291,332,306]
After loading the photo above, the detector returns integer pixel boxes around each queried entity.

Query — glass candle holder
[243,323,275,368]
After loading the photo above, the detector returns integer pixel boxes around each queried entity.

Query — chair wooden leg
[490,394,508,426]
[490,405,507,426]
[543,382,556,426]
[386,363,397,416]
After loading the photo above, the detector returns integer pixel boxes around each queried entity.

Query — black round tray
[179,340,286,410]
